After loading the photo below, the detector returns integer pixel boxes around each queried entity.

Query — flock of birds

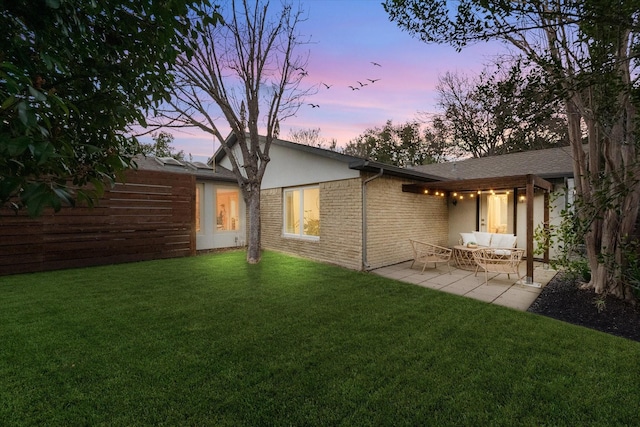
[306,61,382,109]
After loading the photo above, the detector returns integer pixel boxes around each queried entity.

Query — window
[284,186,319,239]
[216,188,240,231]
[487,194,508,234]
[195,184,203,232]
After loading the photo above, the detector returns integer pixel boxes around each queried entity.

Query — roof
[411,146,577,181]
[214,133,445,183]
[132,155,237,183]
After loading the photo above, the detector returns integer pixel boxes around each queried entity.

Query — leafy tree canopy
[435,61,569,158]
[139,131,185,161]
[0,0,212,216]
[343,120,445,167]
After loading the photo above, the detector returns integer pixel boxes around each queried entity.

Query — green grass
[1,250,639,426]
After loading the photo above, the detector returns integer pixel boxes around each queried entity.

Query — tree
[420,115,455,163]
[158,0,310,264]
[287,127,337,150]
[139,131,185,161]
[0,0,209,216]
[343,120,445,167]
[435,63,568,158]
[384,0,640,301]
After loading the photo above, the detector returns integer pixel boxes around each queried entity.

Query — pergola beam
[403,174,552,285]
[402,174,553,194]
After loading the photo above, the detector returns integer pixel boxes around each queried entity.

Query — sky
[143,0,507,162]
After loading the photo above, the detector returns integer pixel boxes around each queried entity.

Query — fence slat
[0,170,196,276]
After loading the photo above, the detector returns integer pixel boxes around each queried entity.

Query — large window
[284,186,319,239]
[195,184,203,233]
[216,188,240,231]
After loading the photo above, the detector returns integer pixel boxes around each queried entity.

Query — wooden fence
[0,169,196,276]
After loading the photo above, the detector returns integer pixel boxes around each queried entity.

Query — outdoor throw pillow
[473,231,492,247]
[460,232,476,245]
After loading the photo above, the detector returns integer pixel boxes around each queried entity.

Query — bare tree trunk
[244,181,262,264]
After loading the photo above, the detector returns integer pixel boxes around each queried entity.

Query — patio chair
[409,239,452,274]
[472,247,525,285]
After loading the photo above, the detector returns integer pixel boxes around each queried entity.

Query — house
[214,134,447,270]
[215,137,575,278]
[409,146,576,255]
[134,155,246,251]
[0,136,573,278]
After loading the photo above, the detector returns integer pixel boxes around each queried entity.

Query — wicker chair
[409,240,453,274]
[472,247,525,285]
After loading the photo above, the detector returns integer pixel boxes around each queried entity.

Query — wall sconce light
[519,195,526,203]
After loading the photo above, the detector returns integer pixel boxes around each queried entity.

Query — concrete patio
[371,260,558,311]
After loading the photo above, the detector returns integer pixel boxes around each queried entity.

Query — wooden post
[544,190,550,264]
[526,175,535,284]
[512,187,518,235]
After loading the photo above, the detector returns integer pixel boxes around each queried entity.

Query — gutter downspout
[362,168,384,270]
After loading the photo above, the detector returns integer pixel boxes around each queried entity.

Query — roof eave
[349,159,446,182]
[402,174,553,194]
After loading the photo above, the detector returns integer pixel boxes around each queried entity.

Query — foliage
[303,216,320,236]
[435,61,569,158]
[534,201,591,283]
[535,186,640,297]
[384,0,640,301]
[2,251,640,425]
[343,120,445,166]
[287,127,338,150]
[139,131,184,161]
[0,0,208,216]
[158,0,310,263]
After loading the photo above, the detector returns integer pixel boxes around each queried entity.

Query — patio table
[453,245,479,271]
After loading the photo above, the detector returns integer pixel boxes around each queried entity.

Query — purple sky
[145,1,505,162]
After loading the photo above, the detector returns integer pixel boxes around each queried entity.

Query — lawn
[1,250,639,426]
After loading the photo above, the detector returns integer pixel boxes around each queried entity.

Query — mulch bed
[527,274,640,342]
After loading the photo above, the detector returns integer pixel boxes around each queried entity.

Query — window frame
[195,183,204,233]
[282,185,320,241]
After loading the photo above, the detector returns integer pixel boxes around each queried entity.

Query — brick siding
[364,175,449,269]
[260,174,449,271]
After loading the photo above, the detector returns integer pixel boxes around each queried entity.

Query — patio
[372,261,557,311]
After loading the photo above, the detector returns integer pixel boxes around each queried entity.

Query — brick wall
[261,178,363,270]
[365,174,449,269]
[260,174,449,271]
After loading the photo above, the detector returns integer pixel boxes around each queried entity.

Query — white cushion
[494,249,513,256]
[460,232,476,245]
[490,233,517,248]
[473,231,492,247]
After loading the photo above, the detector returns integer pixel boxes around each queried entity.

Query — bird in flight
[357,81,368,87]
[308,103,319,108]
[371,62,382,67]
[322,82,332,89]
[367,78,380,83]
[293,66,308,76]
[348,85,360,90]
